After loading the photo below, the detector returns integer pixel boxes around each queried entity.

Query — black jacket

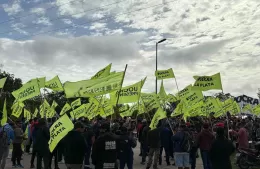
[147,128,161,148]
[63,130,87,164]
[34,126,50,155]
[210,137,235,169]
[118,134,137,156]
[92,132,119,169]
[141,126,150,144]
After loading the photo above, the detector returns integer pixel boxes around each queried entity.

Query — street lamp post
[155,38,167,94]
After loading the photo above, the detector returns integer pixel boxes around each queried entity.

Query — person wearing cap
[91,123,119,169]
[118,126,136,169]
[196,123,215,169]
[210,128,235,169]
[63,121,87,169]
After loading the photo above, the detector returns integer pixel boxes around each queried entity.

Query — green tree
[0,69,23,115]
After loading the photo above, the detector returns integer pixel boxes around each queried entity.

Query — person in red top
[231,121,249,149]
[137,120,144,156]
[197,123,215,169]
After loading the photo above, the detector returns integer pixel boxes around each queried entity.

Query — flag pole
[174,78,180,93]
[221,89,230,140]
[112,64,128,123]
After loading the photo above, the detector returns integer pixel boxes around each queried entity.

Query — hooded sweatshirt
[197,129,215,151]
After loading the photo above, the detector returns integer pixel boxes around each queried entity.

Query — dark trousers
[119,153,133,169]
[37,153,50,169]
[159,146,170,165]
[25,138,32,153]
[141,143,148,162]
[84,147,92,169]
[31,148,37,165]
[49,149,58,169]
[12,143,23,165]
[190,147,197,169]
[139,143,142,155]
[200,150,212,169]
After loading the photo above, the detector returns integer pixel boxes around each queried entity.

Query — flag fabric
[79,72,124,97]
[11,103,23,118]
[141,93,160,112]
[24,109,31,122]
[201,97,222,116]
[64,71,123,98]
[0,77,7,89]
[167,94,178,103]
[71,104,87,120]
[33,108,38,118]
[12,79,41,102]
[182,90,204,106]
[1,99,7,126]
[71,98,81,109]
[11,101,25,110]
[60,103,72,116]
[91,63,112,79]
[120,104,137,118]
[45,76,64,91]
[150,108,167,130]
[155,68,175,80]
[37,77,46,88]
[46,108,56,118]
[48,114,74,152]
[100,99,114,117]
[85,97,100,120]
[158,80,167,101]
[253,105,260,115]
[231,101,241,115]
[242,104,252,113]
[26,77,46,88]
[118,104,129,113]
[193,73,222,91]
[110,79,143,104]
[51,101,58,109]
[177,84,192,99]
[40,99,51,118]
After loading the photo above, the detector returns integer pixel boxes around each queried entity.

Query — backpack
[0,126,8,148]
[180,131,192,152]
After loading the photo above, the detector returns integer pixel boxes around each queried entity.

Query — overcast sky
[0,0,259,98]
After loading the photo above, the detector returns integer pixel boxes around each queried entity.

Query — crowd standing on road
[0,115,259,169]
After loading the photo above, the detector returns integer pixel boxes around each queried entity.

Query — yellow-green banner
[45,76,64,91]
[150,108,167,130]
[0,77,7,89]
[1,99,7,125]
[193,73,222,91]
[155,68,175,80]
[110,79,143,104]
[12,79,41,102]
[71,98,81,109]
[48,114,74,152]
[91,63,112,79]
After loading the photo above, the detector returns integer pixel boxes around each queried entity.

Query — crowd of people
[0,115,258,169]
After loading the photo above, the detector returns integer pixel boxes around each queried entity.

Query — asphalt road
[5,143,240,169]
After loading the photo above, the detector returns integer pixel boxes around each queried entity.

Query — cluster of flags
[0,63,259,152]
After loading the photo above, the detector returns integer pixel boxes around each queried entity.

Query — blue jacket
[160,127,172,149]
[0,123,14,145]
[172,131,185,153]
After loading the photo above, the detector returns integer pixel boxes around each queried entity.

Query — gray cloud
[0,33,145,66]
[160,39,233,65]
